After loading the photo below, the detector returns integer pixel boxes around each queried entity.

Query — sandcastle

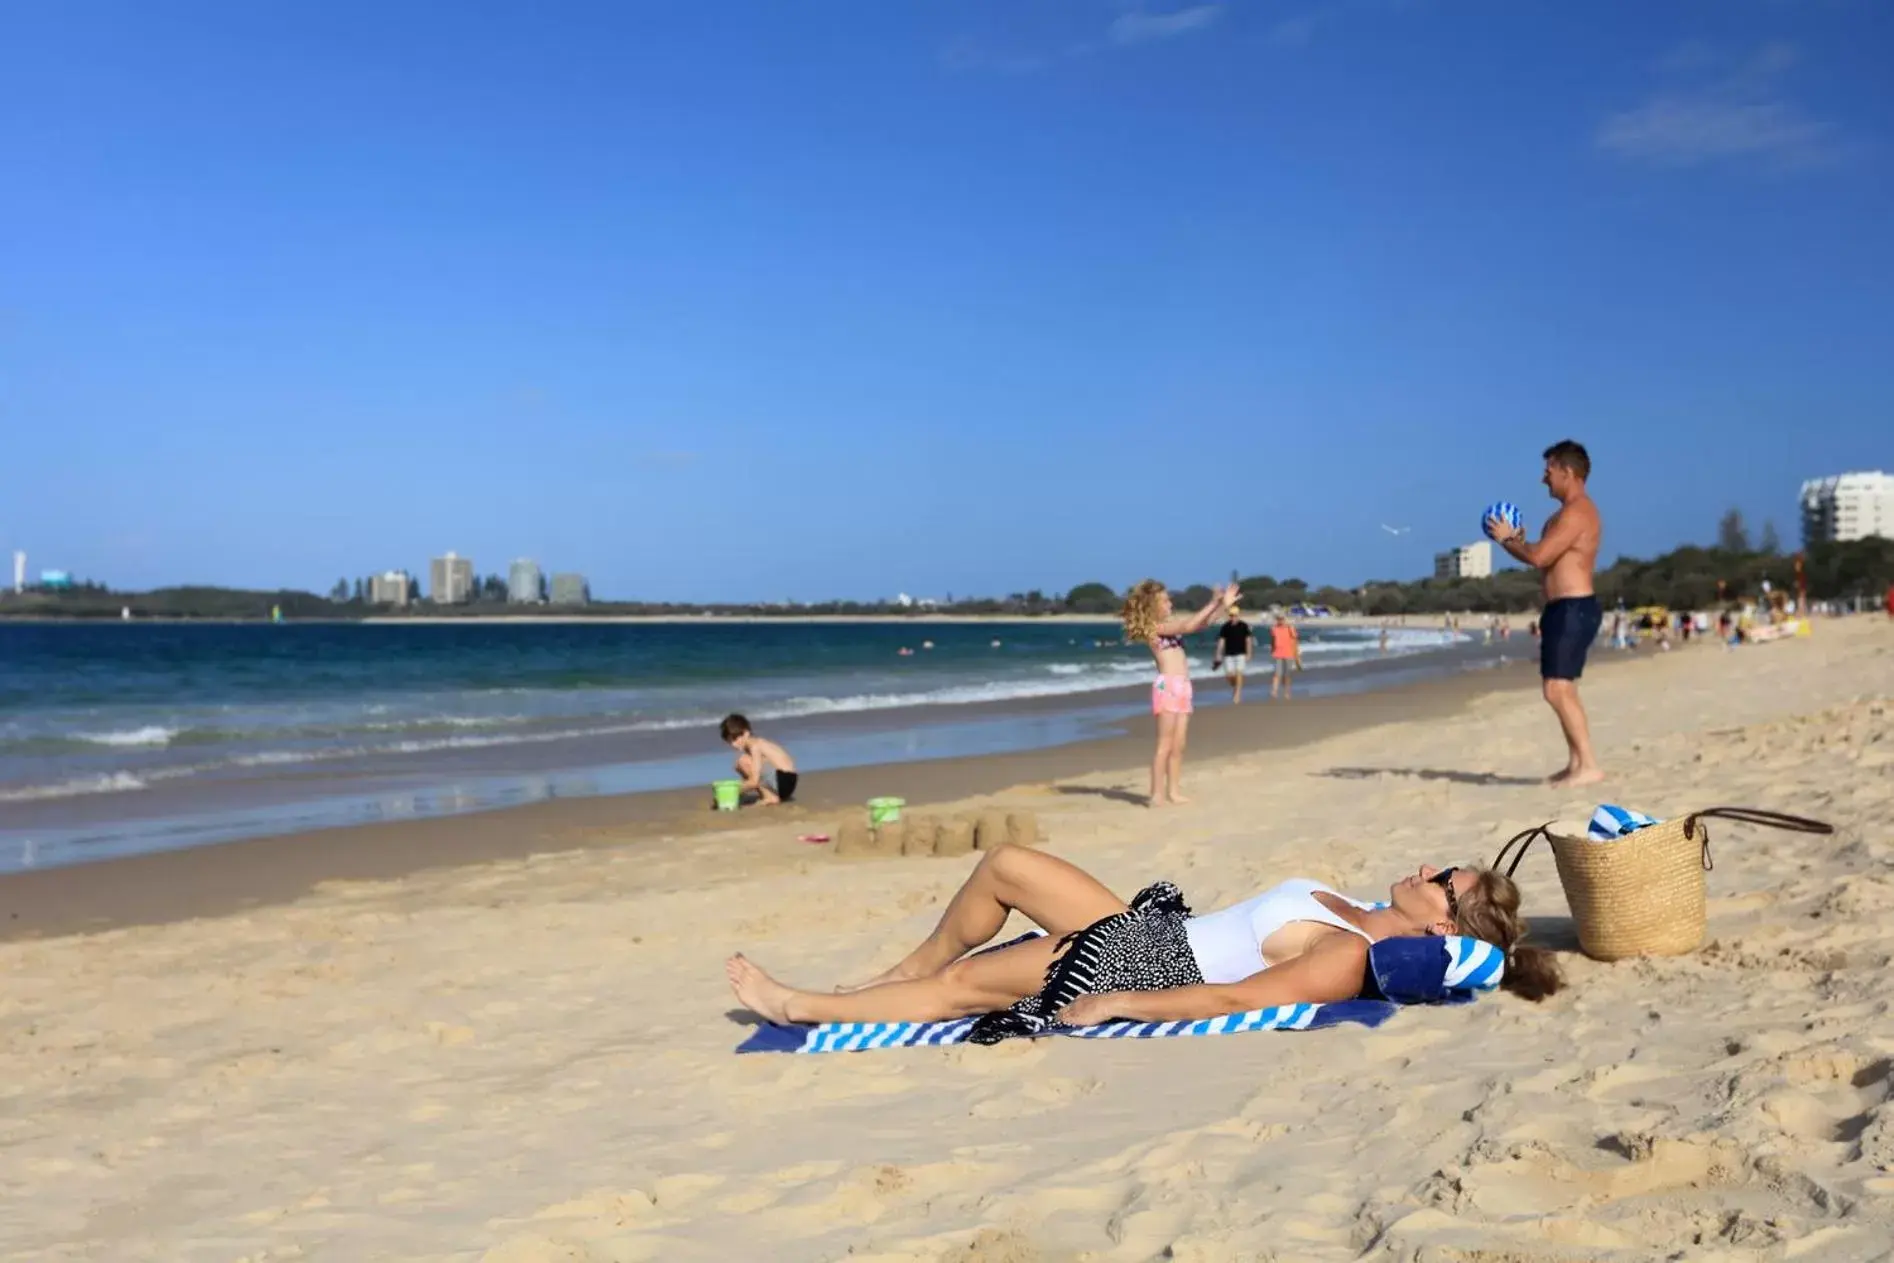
[831,807,1040,859]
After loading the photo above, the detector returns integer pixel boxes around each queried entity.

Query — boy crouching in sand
[720,714,800,806]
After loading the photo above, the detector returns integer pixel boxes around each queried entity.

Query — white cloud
[943,4,1223,74]
[1598,41,1841,169]
[1107,4,1223,46]
[1598,97,1832,167]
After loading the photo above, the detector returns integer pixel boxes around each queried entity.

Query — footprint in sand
[1359,1024,1452,1067]
[1580,1060,1683,1102]
[759,1158,999,1236]
[969,1074,1100,1120]
[1447,1131,1752,1222]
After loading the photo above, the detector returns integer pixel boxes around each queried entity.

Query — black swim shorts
[1540,596,1603,680]
[772,770,799,803]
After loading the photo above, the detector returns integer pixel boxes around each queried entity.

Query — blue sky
[2,1,1889,602]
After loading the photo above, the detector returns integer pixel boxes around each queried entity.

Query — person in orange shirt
[1269,614,1302,700]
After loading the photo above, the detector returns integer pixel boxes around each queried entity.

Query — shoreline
[0,625,1511,873]
[0,654,1544,939]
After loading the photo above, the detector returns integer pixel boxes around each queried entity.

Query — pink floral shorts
[1151,674,1194,716]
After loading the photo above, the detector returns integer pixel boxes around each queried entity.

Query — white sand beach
[3,619,1891,1261]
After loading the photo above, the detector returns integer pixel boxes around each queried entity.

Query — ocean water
[0,620,1472,870]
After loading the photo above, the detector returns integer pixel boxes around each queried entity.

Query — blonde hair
[1120,579,1167,645]
[1456,869,1564,1002]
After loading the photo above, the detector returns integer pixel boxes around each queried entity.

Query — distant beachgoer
[1486,439,1604,787]
[1121,579,1239,807]
[1269,615,1302,700]
[1885,583,1894,619]
[1379,624,1390,654]
[1213,607,1255,705]
[720,714,799,806]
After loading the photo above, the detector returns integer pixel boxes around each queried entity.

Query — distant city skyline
[3,3,1889,601]
[7,464,1887,604]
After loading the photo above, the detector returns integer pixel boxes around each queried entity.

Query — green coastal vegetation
[6,518,1890,622]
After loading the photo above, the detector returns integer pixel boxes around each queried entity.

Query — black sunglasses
[1428,867,1462,926]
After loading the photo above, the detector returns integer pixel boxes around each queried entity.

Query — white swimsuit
[1183,879,1377,984]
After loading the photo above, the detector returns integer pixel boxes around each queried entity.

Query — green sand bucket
[867,796,906,827]
[712,779,742,811]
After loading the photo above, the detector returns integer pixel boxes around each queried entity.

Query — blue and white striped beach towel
[1588,803,1662,841]
[736,934,1506,1055]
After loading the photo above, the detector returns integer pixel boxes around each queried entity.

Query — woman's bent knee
[982,842,1025,869]
[980,843,1034,884]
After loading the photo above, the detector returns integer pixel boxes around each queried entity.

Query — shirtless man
[720,713,799,805]
[1487,440,1604,786]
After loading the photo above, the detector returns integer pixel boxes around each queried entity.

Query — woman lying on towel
[726,844,1562,1041]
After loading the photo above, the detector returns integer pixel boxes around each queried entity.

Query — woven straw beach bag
[1493,808,1833,962]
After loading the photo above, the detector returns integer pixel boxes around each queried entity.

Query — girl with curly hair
[1121,579,1238,806]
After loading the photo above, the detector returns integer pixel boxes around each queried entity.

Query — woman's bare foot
[1552,766,1606,788]
[1166,793,1193,805]
[726,953,802,1024]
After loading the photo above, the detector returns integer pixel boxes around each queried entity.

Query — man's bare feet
[726,953,801,1024]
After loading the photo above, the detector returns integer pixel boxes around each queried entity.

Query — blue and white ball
[1482,501,1523,541]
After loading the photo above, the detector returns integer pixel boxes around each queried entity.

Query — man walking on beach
[1488,440,1604,786]
[1213,607,1255,704]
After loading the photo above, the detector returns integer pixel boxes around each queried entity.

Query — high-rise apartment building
[1434,541,1494,580]
[507,559,543,604]
[1800,472,1894,546]
[430,552,474,604]
[368,571,412,606]
[549,573,589,606]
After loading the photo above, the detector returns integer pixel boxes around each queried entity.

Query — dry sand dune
[3,619,1891,1261]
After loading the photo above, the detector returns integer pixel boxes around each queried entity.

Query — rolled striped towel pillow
[1482,501,1523,540]
[1588,803,1661,841]
[1368,934,1505,1003]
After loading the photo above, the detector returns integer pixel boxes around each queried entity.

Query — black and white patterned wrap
[967,881,1205,1045]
